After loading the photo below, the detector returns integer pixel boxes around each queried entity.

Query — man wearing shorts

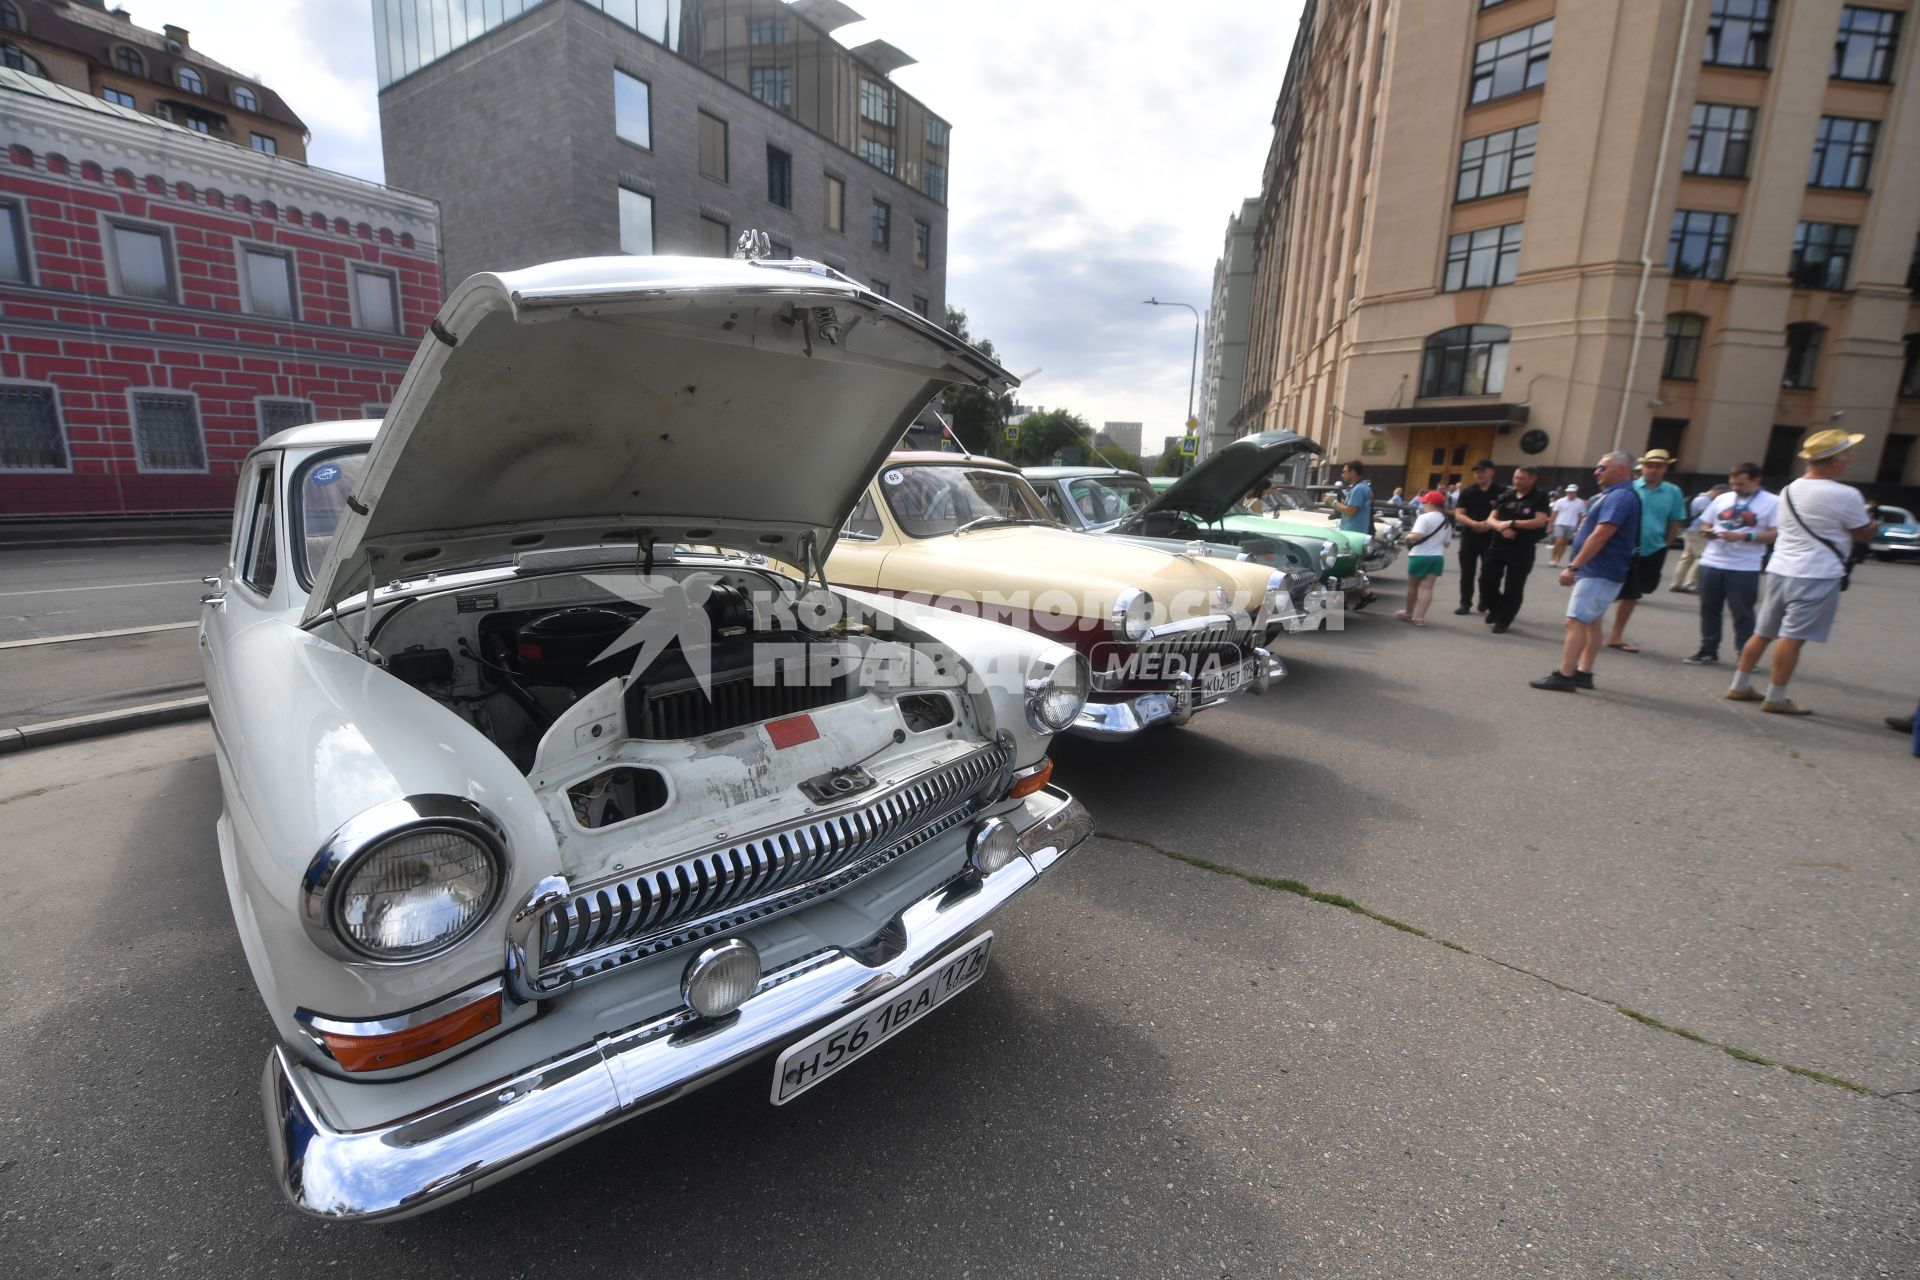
[1725,430,1874,715]
[1603,449,1687,653]
[1548,485,1585,567]
[1531,452,1639,692]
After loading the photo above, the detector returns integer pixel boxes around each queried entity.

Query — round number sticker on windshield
[311,464,341,485]
[883,469,904,486]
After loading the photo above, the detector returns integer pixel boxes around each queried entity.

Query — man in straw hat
[1724,429,1874,715]
[1601,448,1688,654]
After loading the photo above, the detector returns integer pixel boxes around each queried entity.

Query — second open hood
[1122,430,1324,529]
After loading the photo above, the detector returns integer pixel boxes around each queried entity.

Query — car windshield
[878,464,1049,537]
[1879,507,1912,524]
[294,446,371,586]
[1067,475,1157,525]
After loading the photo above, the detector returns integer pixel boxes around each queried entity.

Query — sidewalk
[0,514,229,550]
[0,625,206,753]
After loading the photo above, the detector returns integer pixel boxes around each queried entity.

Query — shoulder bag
[1782,485,1851,591]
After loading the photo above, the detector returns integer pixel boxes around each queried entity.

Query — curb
[0,535,229,551]
[0,695,210,754]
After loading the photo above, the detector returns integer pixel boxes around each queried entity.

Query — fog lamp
[682,939,762,1019]
[969,817,1021,876]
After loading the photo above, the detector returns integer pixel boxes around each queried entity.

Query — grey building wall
[378,0,948,316]
[1198,197,1259,459]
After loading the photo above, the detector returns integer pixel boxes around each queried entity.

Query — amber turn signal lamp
[1009,758,1053,799]
[322,993,503,1072]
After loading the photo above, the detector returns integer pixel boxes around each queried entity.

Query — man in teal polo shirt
[1603,448,1688,653]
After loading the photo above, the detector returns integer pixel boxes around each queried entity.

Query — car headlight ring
[1025,649,1091,734]
[1318,541,1337,570]
[1110,588,1154,642]
[1262,570,1287,620]
[302,796,510,964]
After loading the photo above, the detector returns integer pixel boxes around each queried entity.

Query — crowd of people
[1332,437,1914,753]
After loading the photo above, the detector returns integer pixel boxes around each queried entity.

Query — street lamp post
[1142,297,1201,471]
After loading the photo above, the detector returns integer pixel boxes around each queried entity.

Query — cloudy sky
[144,0,1305,451]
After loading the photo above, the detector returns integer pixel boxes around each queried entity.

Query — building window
[1910,234,1920,294]
[131,392,204,471]
[1781,324,1823,389]
[1419,325,1511,397]
[177,65,203,93]
[1442,223,1522,291]
[114,45,142,76]
[108,223,173,301]
[1468,19,1553,105]
[765,145,792,209]
[911,293,930,318]
[698,111,728,182]
[1879,433,1915,484]
[242,247,296,319]
[1667,210,1734,280]
[1901,335,1920,398]
[913,219,930,269]
[857,137,895,175]
[1704,0,1773,68]
[1833,7,1901,82]
[232,84,257,111]
[351,266,399,333]
[1807,117,1876,189]
[870,277,890,299]
[766,238,792,260]
[1455,124,1537,201]
[699,216,730,257]
[250,132,276,154]
[2,42,43,76]
[825,174,845,232]
[258,398,312,439]
[0,2,19,32]
[750,66,791,113]
[184,118,211,134]
[859,78,895,127]
[618,187,653,255]
[871,200,891,251]
[1790,222,1857,290]
[1647,418,1689,459]
[1762,425,1804,479]
[926,117,950,147]
[0,200,25,282]
[614,70,650,149]
[1662,313,1706,380]
[1683,103,1754,177]
[747,16,789,44]
[923,160,946,204]
[0,385,66,470]
[103,88,136,108]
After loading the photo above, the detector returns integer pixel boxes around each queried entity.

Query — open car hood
[305,256,1013,621]
[1122,430,1324,528]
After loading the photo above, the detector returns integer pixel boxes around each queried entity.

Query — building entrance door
[1404,427,1497,497]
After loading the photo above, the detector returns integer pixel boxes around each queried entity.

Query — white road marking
[0,578,202,600]
[0,620,200,650]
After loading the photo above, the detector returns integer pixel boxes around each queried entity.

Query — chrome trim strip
[1138,611,1242,641]
[265,789,1092,1222]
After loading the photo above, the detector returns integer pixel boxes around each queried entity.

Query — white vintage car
[200,257,1094,1220]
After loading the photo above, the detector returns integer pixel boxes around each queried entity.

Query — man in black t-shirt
[1451,460,1500,613]
[1480,465,1553,632]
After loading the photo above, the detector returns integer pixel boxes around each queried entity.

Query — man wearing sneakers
[1531,451,1639,693]
[1683,464,1777,666]
[1725,430,1874,715]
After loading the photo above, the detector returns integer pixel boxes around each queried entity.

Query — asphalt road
[2,556,1915,1277]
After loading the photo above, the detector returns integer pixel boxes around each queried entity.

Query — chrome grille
[534,741,1013,990]
[635,673,848,740]
[1140,624,1247,661]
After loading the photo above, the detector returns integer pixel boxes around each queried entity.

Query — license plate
[771,934,992,1104]
[1202,659,1252,697]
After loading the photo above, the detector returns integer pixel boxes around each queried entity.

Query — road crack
[1096,829,1897,1103]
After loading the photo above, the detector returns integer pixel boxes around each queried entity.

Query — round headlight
[333,827,502,962]
[969,818,1021,875]
[1026,650,1090,733]
[1263,570,1287,615]
[1318,541,1337,570]
[1110,588,1154,641]
[682,939,763,1019]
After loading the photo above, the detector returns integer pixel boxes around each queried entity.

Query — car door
[200,453,281,741]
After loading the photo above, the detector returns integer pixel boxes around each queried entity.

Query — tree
[1152,439,1184,476]
[1006,408,1101,466]
[940,306,1012,455]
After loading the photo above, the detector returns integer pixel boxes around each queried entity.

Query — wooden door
[1404,427,1497,497]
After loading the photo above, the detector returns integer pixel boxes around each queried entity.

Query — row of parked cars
[198,254,1397,1220]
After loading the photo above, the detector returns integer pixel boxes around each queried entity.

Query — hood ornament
[732,229,772,261]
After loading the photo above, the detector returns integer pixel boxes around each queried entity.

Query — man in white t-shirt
[1547,485,1587,567]
[1725,431,1874,715]
[1683,465,1777,665]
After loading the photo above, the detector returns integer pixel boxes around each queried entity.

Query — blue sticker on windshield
[311,464,341,485]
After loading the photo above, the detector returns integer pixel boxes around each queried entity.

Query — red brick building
[0,68,440,516]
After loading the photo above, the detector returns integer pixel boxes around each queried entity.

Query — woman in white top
[1396,490,1453,625]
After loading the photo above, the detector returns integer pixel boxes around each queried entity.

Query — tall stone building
[1199,197,1258,461]
[375,0,951,319]
[1236,0,1919,499]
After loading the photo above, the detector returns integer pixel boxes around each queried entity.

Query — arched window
[1782,323,1824,390]
[176,65,202,93]
[232,83,257,111]
[0,2,23,34]
[114,45,143,76]
[1,42,44,77]
[1419,325,1511,398]
[1662,313,1707,381]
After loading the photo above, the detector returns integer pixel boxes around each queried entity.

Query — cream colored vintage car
[199,257,1095,1220]
[827,453,1288,739]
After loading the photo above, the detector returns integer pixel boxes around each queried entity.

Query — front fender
[210,620,556,1054]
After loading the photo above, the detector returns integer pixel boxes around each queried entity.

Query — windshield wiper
[953,515,1045,535]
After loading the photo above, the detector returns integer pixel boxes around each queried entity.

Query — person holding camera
[1682,464,1776,666]
[1724,431,1874,715]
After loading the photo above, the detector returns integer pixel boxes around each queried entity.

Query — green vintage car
[1145,472,1374,585]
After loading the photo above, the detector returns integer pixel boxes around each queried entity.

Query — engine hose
[463,637,555,731]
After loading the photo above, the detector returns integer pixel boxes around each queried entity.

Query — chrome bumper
[1070,650,1280,741]
[1334,572,1372,605]
[264,787,1094,1222]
